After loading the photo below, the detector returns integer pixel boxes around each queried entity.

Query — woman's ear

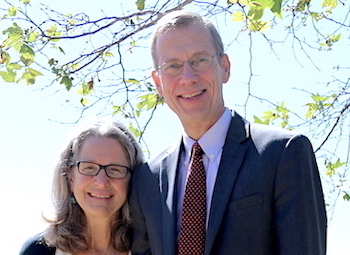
[67,170,74,192]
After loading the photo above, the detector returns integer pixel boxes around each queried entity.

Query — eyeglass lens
[160,54,216,75]
[77,161,129,179]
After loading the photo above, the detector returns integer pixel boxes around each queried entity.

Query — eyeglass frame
[157,53,220,76]
[75,161,131,179]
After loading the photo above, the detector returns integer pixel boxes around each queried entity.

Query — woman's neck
[84,218,113,254]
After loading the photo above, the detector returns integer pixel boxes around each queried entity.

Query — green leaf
[135,0,146,10]
[112,105,123,115]
[310,12,322,21]
[68,19,77,25]
[129,124,142,137]
[312,94,329,104]
[104,52,114,57]
[71,63,79,70]
[48,58,57,66]
[77,81,93,96]
[263,110,279,121]
[0,51,11,64]
[4,34,22,48]
[325,159,345,177]
[3,23,23,36]
[125,78,140,85]
[20,56,34,66]
[7,63,22,70]
[232,11,245,22]
[253,116,269,124]
[0,70,16,82]
[137,94,159,111]
[20,71,36,85]
[80,98,89,106]
[248,8,264,21]
[248,20,270,32]
[52,67,61,75]
[20,0,30,4]
[343,193,350,201]
[27,68,42,76]
[135,110,141,117]
[20,44,35,60]
[322,0,338,9]
[305,102,318,119]
[58,47,65,54]
[60,75,73,90]
[270,0,283,18]
[130,41,136,47]
[8,6,18,16]
[295,0,311,11]
[3,23,24,50]
[281,121,289,128]
[46,25,62,41]
[276,102,289,116]
[27,32,39,43]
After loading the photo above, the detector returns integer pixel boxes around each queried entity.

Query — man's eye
[195,57,209,64]
[199,57,209,62]
[166,62,181,70]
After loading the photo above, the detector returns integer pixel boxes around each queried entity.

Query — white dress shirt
[176,108,232,233]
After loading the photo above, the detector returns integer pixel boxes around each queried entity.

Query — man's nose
[179,62,198,83]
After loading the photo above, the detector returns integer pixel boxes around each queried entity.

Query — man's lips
[179,90,205,98]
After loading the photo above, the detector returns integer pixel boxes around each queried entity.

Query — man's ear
[152,70,164,97]
[221,54,231,83]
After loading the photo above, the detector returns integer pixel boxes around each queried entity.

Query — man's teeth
[90,193,112,199]
[181,90,203,98]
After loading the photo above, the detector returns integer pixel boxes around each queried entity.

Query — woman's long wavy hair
[44,118,144,254]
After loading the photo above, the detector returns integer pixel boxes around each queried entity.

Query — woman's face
[70,136,131,221]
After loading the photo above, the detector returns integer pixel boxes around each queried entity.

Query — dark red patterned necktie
[178,142,206,255]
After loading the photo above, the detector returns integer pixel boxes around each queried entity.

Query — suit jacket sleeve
[272,134,327,254]
[130,163,152,255]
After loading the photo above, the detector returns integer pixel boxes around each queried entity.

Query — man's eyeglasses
[76,161,131,179]
[157,53,219,76]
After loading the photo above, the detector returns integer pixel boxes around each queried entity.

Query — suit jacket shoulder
[19,232,56,255]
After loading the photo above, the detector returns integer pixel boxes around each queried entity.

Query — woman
[20,118,144,255]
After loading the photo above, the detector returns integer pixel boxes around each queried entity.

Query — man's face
[152,23,230,130]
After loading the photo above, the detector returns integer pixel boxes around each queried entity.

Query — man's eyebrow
[162,51,211,62]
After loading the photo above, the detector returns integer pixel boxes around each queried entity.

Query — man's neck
[182,110,225,140]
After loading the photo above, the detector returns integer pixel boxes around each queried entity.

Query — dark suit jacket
[130,112,327,255]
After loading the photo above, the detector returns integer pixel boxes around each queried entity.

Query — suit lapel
[205,113,250,254]
[159,140,182,255]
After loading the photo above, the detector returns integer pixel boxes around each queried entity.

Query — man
[130,10,327,255]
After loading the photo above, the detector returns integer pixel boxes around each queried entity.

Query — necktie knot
[192,142,204,157]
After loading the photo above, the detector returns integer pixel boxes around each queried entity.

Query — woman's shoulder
[19,232,56,255]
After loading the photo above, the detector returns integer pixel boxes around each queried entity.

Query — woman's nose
[94,169,110,187]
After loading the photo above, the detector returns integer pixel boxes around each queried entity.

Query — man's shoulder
[19,232,56,255]
[150,139,181,162]
[250,121,298,138]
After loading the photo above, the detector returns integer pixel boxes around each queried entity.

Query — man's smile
[179,89,205,98]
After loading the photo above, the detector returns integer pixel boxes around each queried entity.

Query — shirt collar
[182,108,232,161]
